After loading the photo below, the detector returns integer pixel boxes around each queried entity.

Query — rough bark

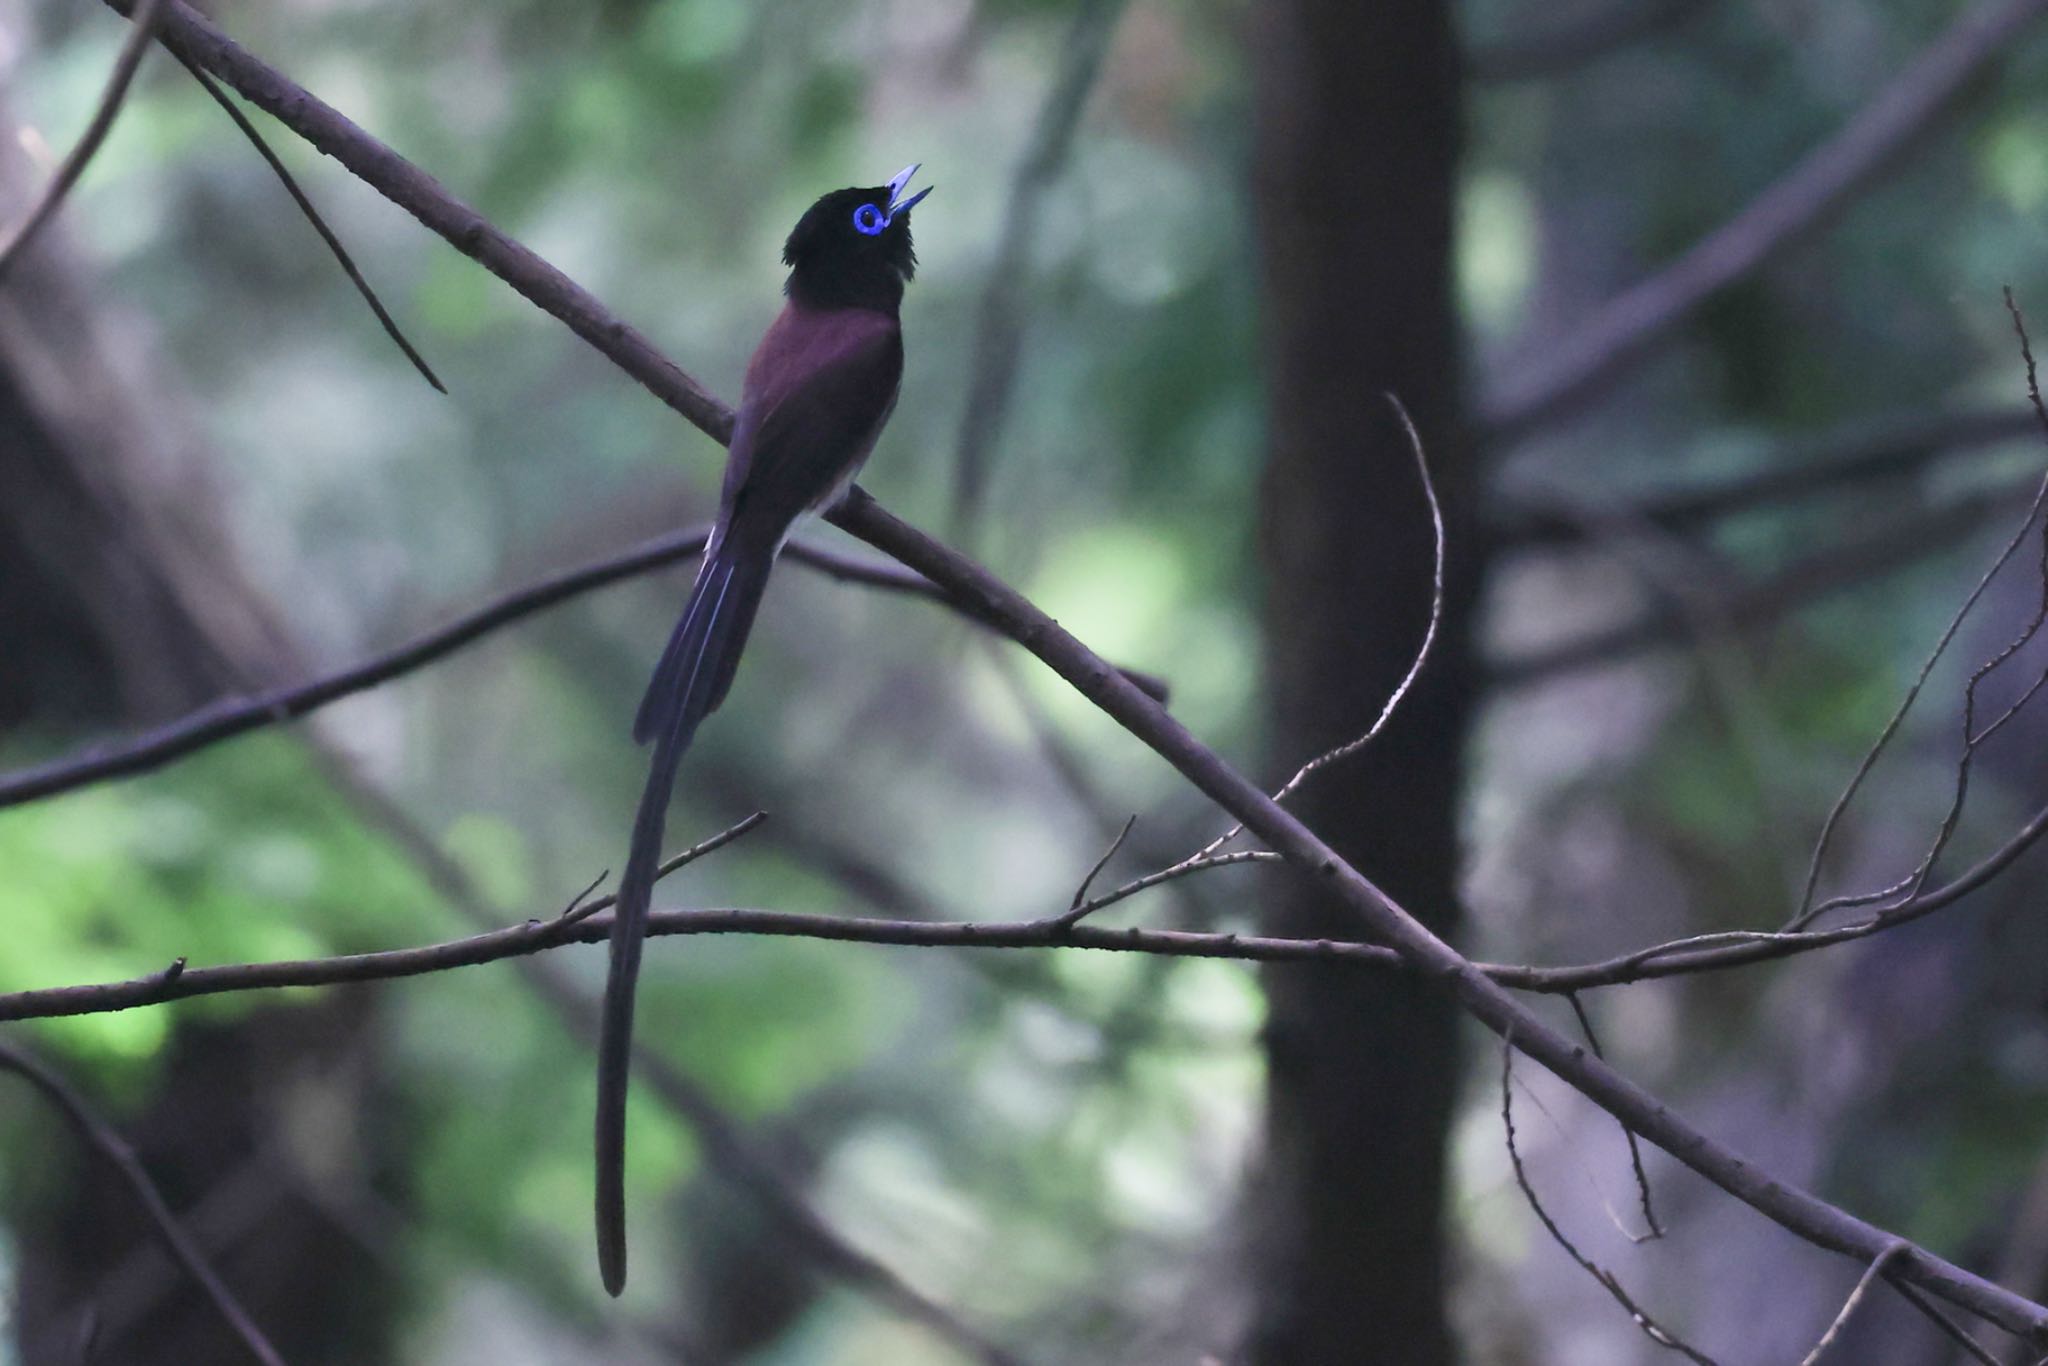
[1247,2,1475,1362]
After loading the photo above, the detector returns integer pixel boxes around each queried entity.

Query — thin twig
[1566,993,1663,1241]
[0,1040,287,1366]
[1895,1278,2005,1365]
[1790,290,2048,928]
[1052,814,1138,928]
[1266,393,1446,805]
[1484,0,2048,441]
[170,53,443,393]
[555,869,611,925]
[1497,792,2048,992]
[0,0,164,279]
[1179,391,1444,864]
[1055,848,1281,928]
[557,813,765,929]
[1499,1037,1717,1364]
[1800,1242,1907,1366]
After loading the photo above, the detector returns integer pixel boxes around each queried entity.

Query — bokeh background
[5,0,2048,1361]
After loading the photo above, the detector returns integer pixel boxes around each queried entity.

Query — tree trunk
[1247,2,1475,1363]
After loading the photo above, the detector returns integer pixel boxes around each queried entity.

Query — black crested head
[782,166,931,314]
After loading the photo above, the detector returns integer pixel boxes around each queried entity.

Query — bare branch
[106,0,727,440]
[0,528,946,813]
[0,1039,287,1366]
[170,54,443,393]
[1791,290,2048,928]
[1800,1242,1907,1366]
[1484,0,2048,442]
[0,518,1160,813]
[0,525,700,809]
[1177,391,1444,863]
[951,0,1128,536]
[1053,813,1139,928]
[1265,394,1446,805]
[1492,486,2014,688]
[6,788,2038,1009]
[1893,1279,2004,1365]
[0,0,164,279]
[838,494,2048,1342]
[1493,404,2038,552]
[1050,848,1282,930]
[1566,993,1663,1241]
[0,891,1382,1027]
[1500,1038,1717,1364]
[558,811,766,930]
[1492,793,2048,991]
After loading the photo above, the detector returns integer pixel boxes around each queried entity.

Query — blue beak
[886,163,934,222]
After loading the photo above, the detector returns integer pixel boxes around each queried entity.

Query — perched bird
[596,165,932,1295]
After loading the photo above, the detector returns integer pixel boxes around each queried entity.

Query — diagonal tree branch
[77,0,2048,1341]
[1483,0,2048,443]
[107,0,732,438]
[0,0,163,277]
[170,53,443,393]
[0,1038,287,1366]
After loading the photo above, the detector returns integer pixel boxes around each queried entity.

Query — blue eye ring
[852,202,887,236]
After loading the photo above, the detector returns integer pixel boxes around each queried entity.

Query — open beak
[886,163,934,222]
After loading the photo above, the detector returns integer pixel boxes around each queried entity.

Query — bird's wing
[722,307,904,532]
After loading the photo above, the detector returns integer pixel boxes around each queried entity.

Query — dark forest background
[7,0,2048,1361]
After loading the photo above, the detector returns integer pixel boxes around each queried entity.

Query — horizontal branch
[1491,485,2012,687]
[96,0,2048,1339]
[0,527,934,811]
[0,899,1411,1024]
[1492,405,2039,551]
[11,788,2029,1012]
